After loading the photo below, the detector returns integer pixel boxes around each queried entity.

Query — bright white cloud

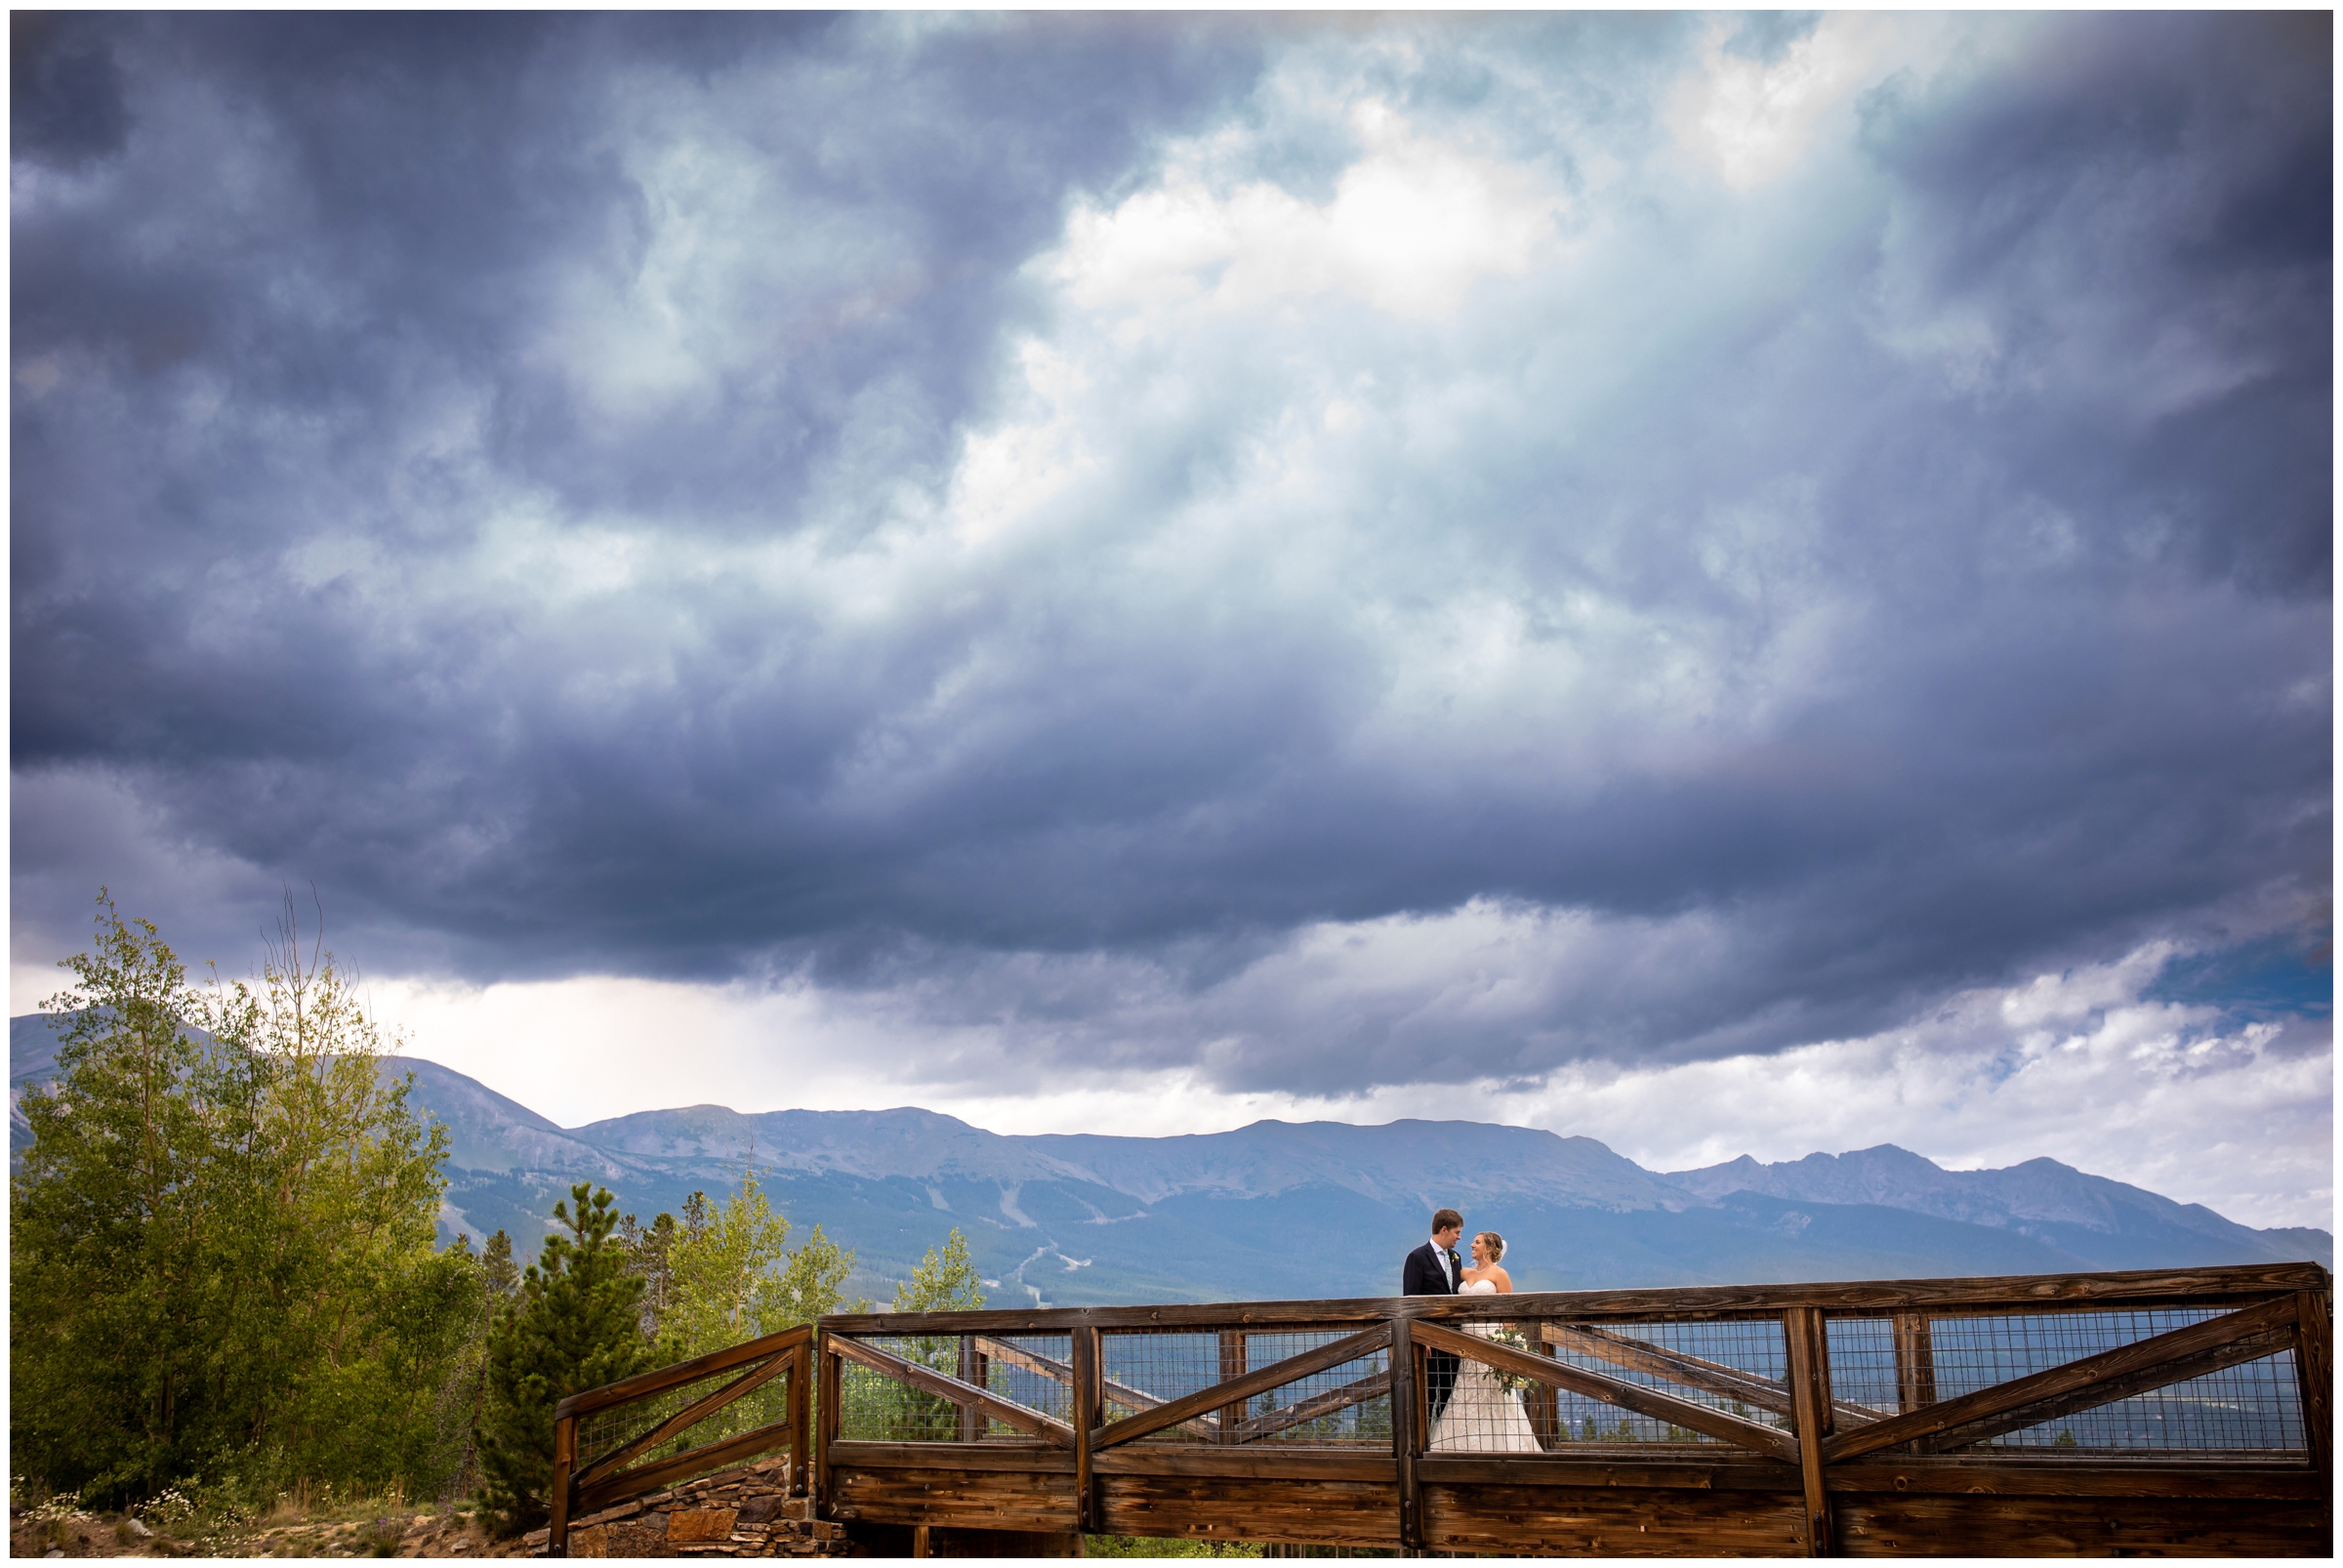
[1667,13,1966,190]
[1517,966,2332,1232]
[1057,98,1564,325]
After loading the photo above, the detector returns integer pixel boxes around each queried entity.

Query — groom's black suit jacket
[1405,1240,1461,1419]
[1403,1241,1459,1297]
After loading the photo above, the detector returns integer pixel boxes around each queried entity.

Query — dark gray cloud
[12,13,2328,1096]
[11,12,132,168]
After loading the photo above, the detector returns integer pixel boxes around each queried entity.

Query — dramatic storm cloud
[12,13,2330,1216]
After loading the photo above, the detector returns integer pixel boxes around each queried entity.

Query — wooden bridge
[549,1261,2330,1556]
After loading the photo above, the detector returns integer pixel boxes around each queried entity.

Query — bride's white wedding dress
[1427,1279,1542,1454]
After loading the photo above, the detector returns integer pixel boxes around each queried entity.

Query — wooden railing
[547,1324,812,1556]
[814,1262,2331,1556]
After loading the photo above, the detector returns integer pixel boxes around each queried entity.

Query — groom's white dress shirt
[1430,1239,1454,1290]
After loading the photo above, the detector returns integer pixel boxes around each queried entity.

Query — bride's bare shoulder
[1491,1265,1513,1293]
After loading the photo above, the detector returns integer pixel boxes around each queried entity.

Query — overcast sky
[13,12,2331,1227]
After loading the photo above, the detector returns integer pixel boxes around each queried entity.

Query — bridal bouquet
[1487,1326,1537,1395]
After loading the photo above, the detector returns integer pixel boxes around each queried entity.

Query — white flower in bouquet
[1488,1326,1537,1395]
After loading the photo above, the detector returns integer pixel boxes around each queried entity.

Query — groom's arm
[1402,1246,1433,1295]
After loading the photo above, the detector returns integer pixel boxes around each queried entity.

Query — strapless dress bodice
[1459,1278,1500,1296]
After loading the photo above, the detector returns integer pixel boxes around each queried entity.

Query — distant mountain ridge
[572,1099,1693,1213]
[10,1012,2329,1306]
[1665,1145,2261,1248]
[1658,1145,2324,1277]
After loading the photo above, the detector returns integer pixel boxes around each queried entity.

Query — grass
[1085,1537,1263,1558]
[238,1486,475,1558]
[1085,1537,1402,1559]
[11,1474,499,1559]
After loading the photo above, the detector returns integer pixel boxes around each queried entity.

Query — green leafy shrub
[11,892,480,1506]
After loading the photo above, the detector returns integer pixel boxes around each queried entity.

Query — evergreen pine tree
[475,1186,651,1535]
[616,1211,679,1344]
[482,1229,521,1302]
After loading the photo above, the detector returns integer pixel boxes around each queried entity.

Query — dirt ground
[11,1506,535,1558]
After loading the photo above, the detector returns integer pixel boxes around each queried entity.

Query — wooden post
[548,1410,576,1557]
[958,1335,987,1444]
[1892,1311,1936,1458]
[1390,1317,1421,1556]
[1415,1339,1431,1451]
[1072,1326,1101,1535]
[1217,1330,1249,1443]
[1530,1317,1562,1451]
[1891,1313,1937,1413]
[817,1334,843,1519]
[1783,1306,1833,1557]
[2293,1290,2331,1487]
[791,1341,812,1496]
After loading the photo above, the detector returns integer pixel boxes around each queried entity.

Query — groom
[1403,1208,1465,1424]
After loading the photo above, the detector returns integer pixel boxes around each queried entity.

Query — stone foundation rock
[523,1458,850,1558]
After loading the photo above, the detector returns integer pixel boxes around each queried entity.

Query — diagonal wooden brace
[1916,1327,2295,1454]
[1414,1319,1798,1465]
[1823,1294,2301,1465]
[974,1334,1222,1439]
[558,1323,813,1421]
[1542,1320,1884,1428]
[1092,1324,1392,1452]
[575,1346,792,1492]
[1233,1368,1393,1442]
[830,1333,1077,1448]
[575,1417,798,1516]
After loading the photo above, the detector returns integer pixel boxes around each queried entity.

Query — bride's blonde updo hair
[1476,1230,1505,1261]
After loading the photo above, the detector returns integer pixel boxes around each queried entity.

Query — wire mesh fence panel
[837,1334,971,1444]
[1098,1330,1221,1444]
[1532,1316,1795,1449]
[1823,1317,1906,1419]
[1828,1311,2308,1456]
[574,1357,795,1481]
[971,1333,1075,1440]
[836,1332,1076,1444]
[1232,1331,1391,1449]
[1100,1328,1391,1449]
[1926,1310,2222,1396]
[1987,1351,2305,1454]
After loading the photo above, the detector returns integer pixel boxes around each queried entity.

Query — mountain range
[11,1013,2328,1306]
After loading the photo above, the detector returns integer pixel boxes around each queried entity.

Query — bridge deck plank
[1101,1473,1398,1548]
[1422,1481,1809,1556]
[827,1461,1078,1534]
[1832,1491,2332,1556]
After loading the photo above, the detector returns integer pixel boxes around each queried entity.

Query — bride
[1428,1232,1541,1454]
